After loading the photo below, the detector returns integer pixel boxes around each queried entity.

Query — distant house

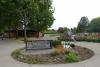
[4,30,43,38]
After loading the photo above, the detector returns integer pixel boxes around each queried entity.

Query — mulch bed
[12,45,94,64]
[73,46,94,61]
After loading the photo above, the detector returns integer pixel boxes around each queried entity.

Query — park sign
[26,40,52,50]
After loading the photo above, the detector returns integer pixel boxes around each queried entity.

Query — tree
[77,16,89,33]
[57,27,69,33]
[0,0,22,32]
[88,17,100,33]
[0,0,54,34]
[71,27,77,34]
[27,0,54,32]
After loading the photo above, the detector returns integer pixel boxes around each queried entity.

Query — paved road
[0,39,100,67]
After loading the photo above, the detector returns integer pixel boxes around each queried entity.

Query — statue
[60,30,76,42]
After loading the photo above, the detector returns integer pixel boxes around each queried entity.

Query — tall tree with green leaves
[0,0,20,32]
[28,0,54,32]
[88,17,100,33]
[0,0,54,33]
[77,16,89,33]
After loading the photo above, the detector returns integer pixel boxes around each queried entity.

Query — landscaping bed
[11,46,94,64]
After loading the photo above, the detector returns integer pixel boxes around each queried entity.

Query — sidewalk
[0,40,100,67]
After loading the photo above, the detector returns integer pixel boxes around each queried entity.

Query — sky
[51,0,100,30]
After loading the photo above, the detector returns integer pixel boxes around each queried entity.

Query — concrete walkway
[0,39,100,67]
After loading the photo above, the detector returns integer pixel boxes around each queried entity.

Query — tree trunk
[24,24,27,42]
[15,23,19,39]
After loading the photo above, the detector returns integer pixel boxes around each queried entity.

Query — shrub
[51,40,61,48]
[65,52,79,62]
[11,49,22,59]
[97,38,100,42]
[70,44,75,48]
[64,50,70,54]
[50,51,60,56]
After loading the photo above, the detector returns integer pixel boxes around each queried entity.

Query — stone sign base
[26,40,52,50]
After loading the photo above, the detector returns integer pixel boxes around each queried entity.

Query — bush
[51,40,61,48]
[11,49,22,59]
[70,44,75,48]
[50,51,60,56]
[64,50,70,54]
[65,52,79,62]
